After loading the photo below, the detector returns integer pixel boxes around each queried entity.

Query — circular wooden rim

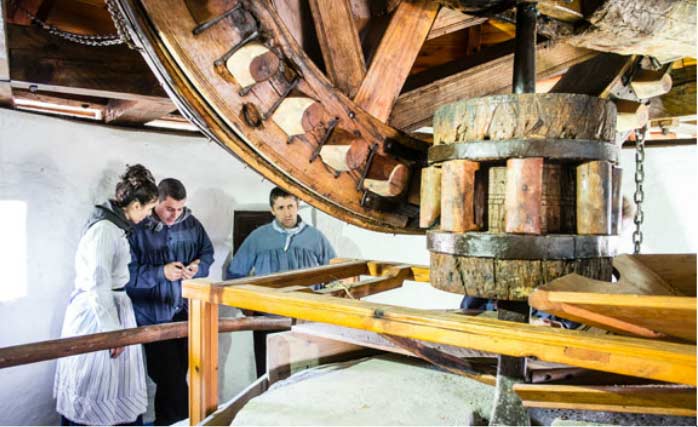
[427,231,618,259]
[428,139,619,164]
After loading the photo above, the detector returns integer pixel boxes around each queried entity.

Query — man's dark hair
[158,178,187,201]
[269,186,297,207]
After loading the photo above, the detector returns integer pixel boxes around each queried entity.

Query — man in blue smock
[225,186,336,376]
[126,178,214,426]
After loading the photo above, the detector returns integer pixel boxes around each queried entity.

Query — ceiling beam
[7,23,168,101]
[389,43,597,132]
[649,65,696,120]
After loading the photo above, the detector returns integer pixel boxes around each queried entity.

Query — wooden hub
[423,93,620,299]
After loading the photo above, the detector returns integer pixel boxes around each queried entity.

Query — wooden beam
[6,23,167,100]
[105,98,176,125]
[426,8,486,40]
[183,275,697,385]
[308,0,366,98]
[189,299,219,425]
[550,53,634,97]
[514,384,696,416]
[650,65,696,120]
[317,264,411,299]
[0,317,290,369]
[0,0,13,105]
[353,0,439,122]
[390,43,597,131]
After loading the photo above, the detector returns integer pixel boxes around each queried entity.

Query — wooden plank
[184,276,697,385]
[189,300,219,425]
[427,8,486,40]
[105,98,177,125]
[6,23,167,100]
[200,374,269,427]
[514,384,697,416]
[390,43,596,131]
[353,0,439,122]
[308,0,365,98]
[266,330,373,384]
[649,65,696,120]
[529,254,696,341]
[329,258,430,283]
[0,316,290,369]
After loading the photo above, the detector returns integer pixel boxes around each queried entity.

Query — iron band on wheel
[428,139,619,164]
[427,231,618,260]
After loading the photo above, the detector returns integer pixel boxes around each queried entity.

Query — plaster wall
[0,108,695,424]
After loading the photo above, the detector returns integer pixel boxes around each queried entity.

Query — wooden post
[440,159,479,232]
[541,164,562,234]
[505,158,543,234]
[577,160,612,235]
[419,166,441,228]
[189,300,219,425]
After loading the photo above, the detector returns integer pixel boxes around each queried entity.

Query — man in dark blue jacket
[127,178,214,426]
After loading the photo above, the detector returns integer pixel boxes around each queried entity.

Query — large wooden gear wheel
[113,0,694,234]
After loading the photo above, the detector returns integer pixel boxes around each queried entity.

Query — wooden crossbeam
[105,98,177,126]
[353,0,439,122]
[389,43,596,131]
[183,278,696,385]
[650,65,697,120]
[308,0,365,98]
[6,23,167,100]
[514,384,697,416]
[318,264,411,298]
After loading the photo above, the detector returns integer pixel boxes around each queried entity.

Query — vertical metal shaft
[512,2,538,94]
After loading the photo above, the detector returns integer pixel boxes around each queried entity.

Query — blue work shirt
[126,208,214,325]
[225,218,335,280]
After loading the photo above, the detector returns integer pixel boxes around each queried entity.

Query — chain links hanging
[632,125,647,254]
[6,0,135,48]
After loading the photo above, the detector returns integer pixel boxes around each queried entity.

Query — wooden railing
[0,316,291,369]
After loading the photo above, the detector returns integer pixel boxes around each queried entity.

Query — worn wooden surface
[308,0,365,98]
[633,253,697,296]
[104,98,176,126]
[576,161,612,235]
[559,165,577,233]
[200,375,269,426]
[433,93,617,144]
[440,159,479,232]
[631,69,673,99]
[505,158,543,235]
[419,166,442,228]
[353,0,439,122]
[610,166,623,235]
[514,384,697,416]
[430,253,613,300]
[615,100,649,132]
[185,279,696,385]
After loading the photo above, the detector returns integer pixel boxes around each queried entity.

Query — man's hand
[164,261,185,281]
[110,347,125,358]
[182,259,200,280]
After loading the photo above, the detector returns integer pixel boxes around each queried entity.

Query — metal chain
[105,0,136,49]
[632,125,647,254]
[6,0,134,48]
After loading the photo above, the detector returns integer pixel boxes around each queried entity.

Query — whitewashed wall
[0,108,695,425]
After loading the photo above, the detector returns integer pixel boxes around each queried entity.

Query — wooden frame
[183,259,697,425]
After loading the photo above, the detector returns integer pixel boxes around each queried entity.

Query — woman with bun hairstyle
[54,164,159,426]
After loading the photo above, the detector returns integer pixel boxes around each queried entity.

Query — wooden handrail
[0,316,291,369]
